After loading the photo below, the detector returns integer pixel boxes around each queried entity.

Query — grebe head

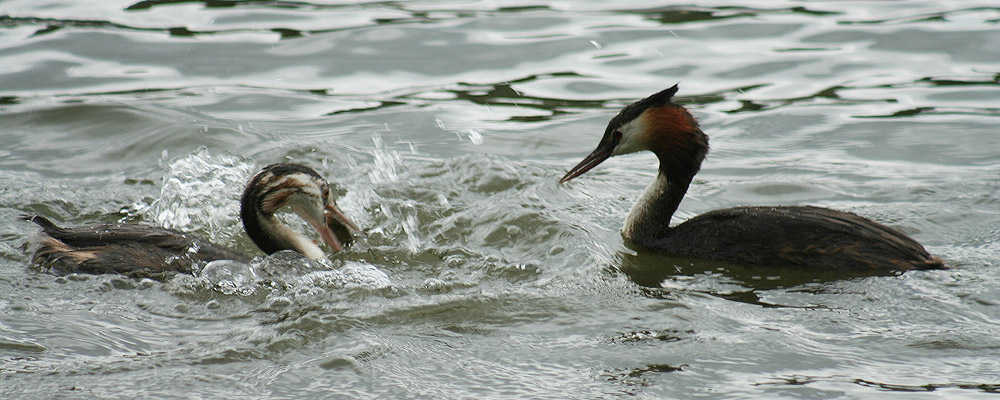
[241,163,361,257]
[560,84,708,183]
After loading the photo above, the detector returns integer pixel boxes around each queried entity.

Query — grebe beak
[294,203,347,252]
[325,203,363,245]
[559,139,615,183]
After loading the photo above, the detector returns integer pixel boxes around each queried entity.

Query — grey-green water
[2,1,999,398]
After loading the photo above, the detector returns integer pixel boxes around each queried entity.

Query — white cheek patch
[611,117,647,156]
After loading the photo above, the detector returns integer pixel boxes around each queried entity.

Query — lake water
[2,1,999,398]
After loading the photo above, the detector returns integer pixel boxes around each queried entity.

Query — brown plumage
[561,85,943,271]
[23,163,362,278]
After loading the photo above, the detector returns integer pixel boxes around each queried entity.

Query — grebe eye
[612,131,622,144]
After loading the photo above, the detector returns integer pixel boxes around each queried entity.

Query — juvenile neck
[241,202,283,255]
[241,208,324,259]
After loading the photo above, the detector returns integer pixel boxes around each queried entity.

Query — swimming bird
[560,85,943,271]
[24,163,362,277]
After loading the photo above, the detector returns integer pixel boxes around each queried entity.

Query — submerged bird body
[651,206,941,270]
[25,216,251,274]
[561,85,943,271]
[24,163,361,277]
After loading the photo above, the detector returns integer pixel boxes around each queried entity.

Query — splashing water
[467,129,484,145]
[199,259,259,296]
[368,134,402,185]
[150,148,256,241]
[293,261,392,290]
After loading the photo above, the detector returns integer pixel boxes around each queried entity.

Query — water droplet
[369,134,402,183]
[467,129,483,145]
[402,214,420,253]
[267,296,293,309]
[200,259,258,296]
[506,225,522,237]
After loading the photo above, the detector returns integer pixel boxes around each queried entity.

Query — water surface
[2,1,999,398]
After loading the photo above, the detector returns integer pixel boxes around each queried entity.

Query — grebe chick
[560,85,943,271]
[24,163,362,277]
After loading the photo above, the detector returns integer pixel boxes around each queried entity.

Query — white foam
[294,261,392,290]
[199,259,258,296]
[148,148,256,241]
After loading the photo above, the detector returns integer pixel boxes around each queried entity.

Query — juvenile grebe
[24,163,362,276]
[560,85,943,271]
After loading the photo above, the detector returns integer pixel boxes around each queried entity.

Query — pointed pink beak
[297,206,347,252]
[325,203,362,246]
[560,140,615,183]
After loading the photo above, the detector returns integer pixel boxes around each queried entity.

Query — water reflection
[617,247,898,298]
[3,0,999,397]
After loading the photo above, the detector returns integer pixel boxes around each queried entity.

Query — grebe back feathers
[24,163,361,277]
[560,85,943,271]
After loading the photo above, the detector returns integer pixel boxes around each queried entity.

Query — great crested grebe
[24,163,362,276]
[561,85,944,271]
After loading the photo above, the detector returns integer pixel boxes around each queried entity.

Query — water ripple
[2,0,999,398]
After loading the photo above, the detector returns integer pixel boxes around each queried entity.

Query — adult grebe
[560,85,943,271]
[24,163,362,277]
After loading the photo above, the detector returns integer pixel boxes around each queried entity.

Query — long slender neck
[241,200,325,259]
[621,123,706,246]
[622,165,694,247]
